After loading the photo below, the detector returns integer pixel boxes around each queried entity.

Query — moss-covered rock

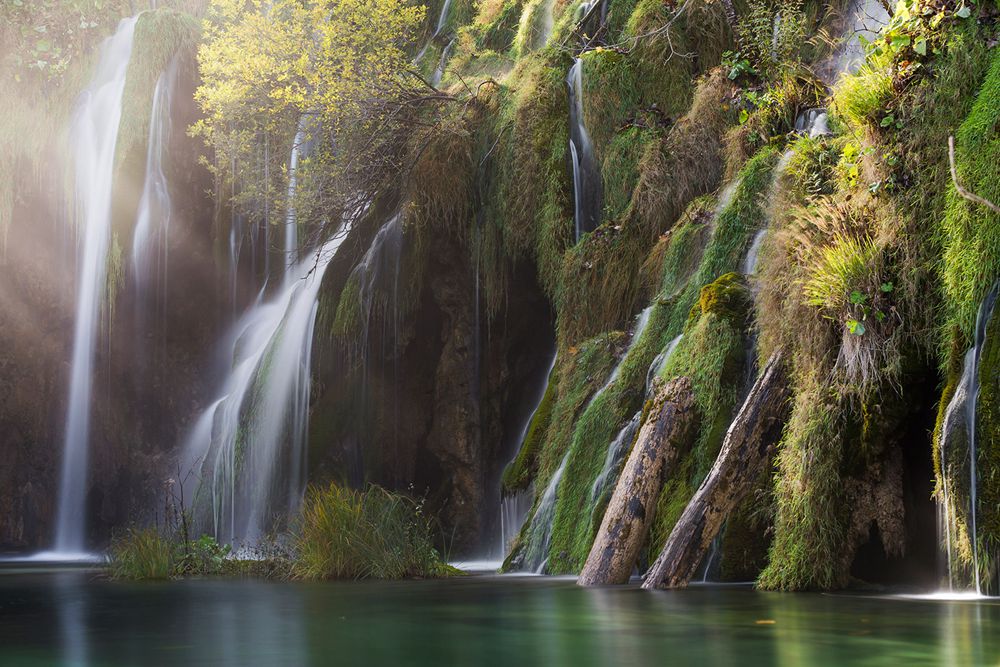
[501,367,557,493]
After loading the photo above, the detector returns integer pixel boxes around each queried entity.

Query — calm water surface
[0,570,998,666]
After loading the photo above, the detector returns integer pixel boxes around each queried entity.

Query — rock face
[308,211,555,553]
[578,376,697,586]
[643,352,790,589]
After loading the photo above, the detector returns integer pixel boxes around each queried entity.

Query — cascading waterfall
[939,283,999,595]
[646,334,683,396]
[567,58,602,241]
[492,351,558,560]
[414,0,454,65]
[588,412,641,509]
[131,57,179,303]
[52,16,138,556]
[521,452,569,573]
[742,108,829,281]
[345,212,404,484]
[585,305,654,411]
[181,232,347,544]
[519,306,654,572]
[181,128,353,544]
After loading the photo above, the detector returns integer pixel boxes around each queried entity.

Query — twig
[949,135,1000,214]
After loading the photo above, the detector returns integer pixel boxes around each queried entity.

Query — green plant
[721,50,757,81]
[175,534,232,576]
[293,483,457,580]
[109,527,175,580]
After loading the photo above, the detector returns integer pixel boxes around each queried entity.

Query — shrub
[174,534,232,577]
[293,483,456,580]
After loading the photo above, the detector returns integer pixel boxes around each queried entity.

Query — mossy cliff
[303,0,1000,580]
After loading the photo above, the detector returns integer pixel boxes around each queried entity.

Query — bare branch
[950,135,1000,215]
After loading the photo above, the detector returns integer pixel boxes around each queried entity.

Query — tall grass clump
[109,527,175,580]
[293,483,456,580]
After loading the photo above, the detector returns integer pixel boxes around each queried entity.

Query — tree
[192,0,428,232]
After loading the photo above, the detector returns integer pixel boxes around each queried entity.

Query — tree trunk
[577,376,697,586]
[720,0,742,50]
[642,351,790,590]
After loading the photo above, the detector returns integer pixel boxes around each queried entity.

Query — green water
[0,571,998,666]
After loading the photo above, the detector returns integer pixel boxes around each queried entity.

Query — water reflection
[54,572,89,667]
[2,574,1000,666]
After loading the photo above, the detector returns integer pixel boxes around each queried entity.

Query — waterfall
[181,129,356,544]
[498,490,533,561]
[742,230,767,276]
[939,283,999,595]
[588,412,642,509]
[585,305,654,411]
[434,0,454,37]
[131,57,178,303]
[646,335,683,397]
[282,118,308,284]
[742,109,829,281]
[431,39,456,87]
[491,351,557,560]
[567,58,602,241]
[518,306,654,572]
[181,231,347,544]
[52,17,138,556]
[521,451,569,573]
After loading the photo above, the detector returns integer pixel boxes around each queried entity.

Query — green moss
[665,146,778,336]
[643,276,749,550]
[939,48,1000,344]
[655,197,715,296]
[546,298,677,572]
[830,54,893,133]
[689,271,751,327]
[473,0,525,52]
[485,54,573,304]
[333,273,363,339]
[601,127,659,221]
[556,71,738,347]
[718,472,774,581]
[501,365,557,493]
[758,373,848,591]
[116,8,200,168]
[647,459,695,562]
[580,47,690,164]
[534,333,624,488]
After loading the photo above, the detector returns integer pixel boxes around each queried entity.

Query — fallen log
[577,376,697,586]
[642,351,790,590]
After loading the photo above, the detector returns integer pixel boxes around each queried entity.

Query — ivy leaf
[880,281,894,292]
[850,291,867,305]
[847,319,866,336]
[956,6,971,18]
[914,38,927,56]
